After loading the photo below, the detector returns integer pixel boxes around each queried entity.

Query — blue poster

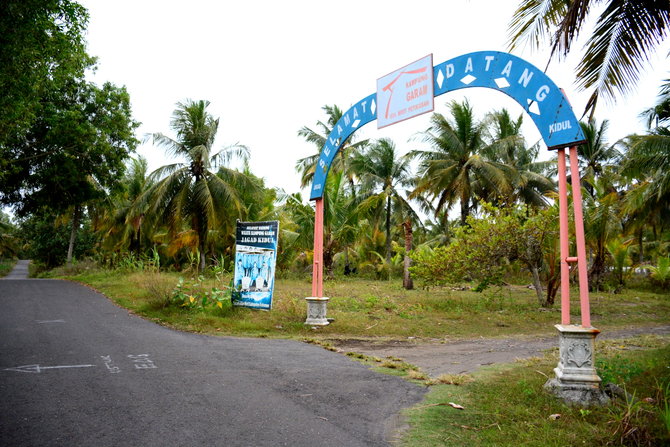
[232,221,279,310]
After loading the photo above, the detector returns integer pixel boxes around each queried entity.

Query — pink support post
[557,149,571,325]
[568,146,592,328]
[312,198,324,298]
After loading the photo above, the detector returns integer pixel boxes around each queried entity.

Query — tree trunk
[343,246,351,275]
[198,235,206,273]
[546,275,558,307]
[324,240,335,280]
[589,243,606,292]
[530,265,545,307]
[544,247,559,307]
[638,229,644,264]
[193,212,207,273]
[402,220,413,290]
[460,193,469,226]
[385,195,392,266]
[66,205,81,266]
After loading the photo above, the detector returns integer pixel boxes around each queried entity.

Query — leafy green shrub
[410,204,557,306]
[171,276,228,310]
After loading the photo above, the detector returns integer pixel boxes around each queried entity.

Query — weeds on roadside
[607,391,657,447]
[0,259,16,277]
[171,276,228,310]
[107,248,161,273]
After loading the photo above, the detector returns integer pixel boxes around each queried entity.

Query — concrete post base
[304,297,329,326]
[544,324,609,407]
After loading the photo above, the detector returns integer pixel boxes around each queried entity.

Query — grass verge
[58,268,670,340]
[0,259,16,277]
[401,335,670,446]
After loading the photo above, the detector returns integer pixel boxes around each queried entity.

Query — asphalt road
[0,270,426,446]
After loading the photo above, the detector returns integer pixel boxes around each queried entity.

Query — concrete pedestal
[304,297,329,326]
[544,324,609,407]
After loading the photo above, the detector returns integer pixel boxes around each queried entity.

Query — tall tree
[508,0,670,117]
[576,118,621,196]
[274,191,315,273]
[641,77,670,129]
[411,100,513,226]
[621,128,670,237]
[140,99,252,272]
[0,0,92,148]
[321,171,360,279]
[0,1,138,266]
[483,109,554,207]
[98,156,154,255]
[583,171,623,291]
[296,104,368,189]
[351,138,419,286]
[0,81,139,264]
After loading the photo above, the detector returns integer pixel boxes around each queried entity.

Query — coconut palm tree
[577,118,621,192]
[350,138,420,286]
[321,170,360,278]
[483,109,554,208]
[410,100,513,226]
[98,156,154,255]
[620,127,670,258]
[139,99,252,272]
[508,0,670,117]
[583,170,623,291]
[641,77,670,129]
[296,104,368,189]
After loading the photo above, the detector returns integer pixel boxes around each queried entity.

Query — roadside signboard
[232,221,279,310]
[377,54,434,129]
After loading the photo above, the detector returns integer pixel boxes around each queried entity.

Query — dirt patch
[331,325,670,377]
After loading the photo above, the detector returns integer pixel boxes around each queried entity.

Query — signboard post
[232,221,279,311]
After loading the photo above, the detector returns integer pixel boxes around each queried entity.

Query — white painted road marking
[101,355,121,373]
[3,364,96,373]
[36,320,66,324]
[128,354,157,369]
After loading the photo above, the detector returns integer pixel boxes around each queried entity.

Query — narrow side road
[333,325,670,377]
[2,260,30,280]
[0,278,426,447]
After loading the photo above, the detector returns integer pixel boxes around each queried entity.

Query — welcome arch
[306,51,608,404]
[307,50,606,404]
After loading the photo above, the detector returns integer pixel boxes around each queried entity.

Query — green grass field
[61,268,670,341]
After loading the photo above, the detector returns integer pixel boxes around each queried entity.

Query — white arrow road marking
[3,364,96,373]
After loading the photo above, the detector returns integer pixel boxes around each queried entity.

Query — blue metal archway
[309,51,586,200]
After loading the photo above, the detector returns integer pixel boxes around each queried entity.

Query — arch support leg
[306,198,329,325]
[547,147,607,406]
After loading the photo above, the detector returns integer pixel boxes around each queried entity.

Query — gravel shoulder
[331,325,670,377]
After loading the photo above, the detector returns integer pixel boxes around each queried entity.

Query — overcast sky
[80,0,669,198]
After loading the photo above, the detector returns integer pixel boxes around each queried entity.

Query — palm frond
[577,1,670,114]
